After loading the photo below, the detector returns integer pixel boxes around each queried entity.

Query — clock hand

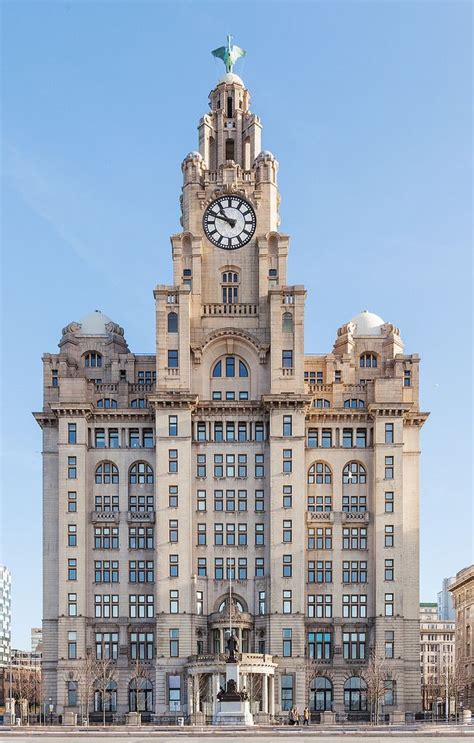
[215,213,236,228]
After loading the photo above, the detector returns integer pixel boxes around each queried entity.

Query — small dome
[350,310,385,336]
[185,151,202,160]
[218,72,244,86]
[77,310,113,336]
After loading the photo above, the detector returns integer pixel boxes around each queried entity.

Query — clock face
[203,196,256,249]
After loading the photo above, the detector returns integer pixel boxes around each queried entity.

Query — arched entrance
[310,676,333,711]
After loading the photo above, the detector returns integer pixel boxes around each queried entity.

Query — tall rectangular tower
[35,47,428,721]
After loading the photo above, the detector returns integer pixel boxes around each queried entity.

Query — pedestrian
[288,706,295,725]
[294,705,300,725]
[303,706,310,725]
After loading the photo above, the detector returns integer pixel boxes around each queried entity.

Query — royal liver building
[35,44,428,722]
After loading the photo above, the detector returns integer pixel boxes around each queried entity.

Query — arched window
[129,462,154,485]
[94,681,117,712]
[67,680,77,707]
[239,360,249,377]
[360,353,377,368]
[310,676,333,712]
[343,399,365,409]
[96,398,118,409]
[213,356,249,379]
[129,678,153,712]
[84,352,102,368]
[282,313,293,333]
[344,676,367,711]
[308,462,332,485]
[212,360,222,378]
[226,97,233,118]
[342,462,367,485]
[218,596,245,613]
[225,139,235,161]
[95,462,119,485]
[222,272,239,304]
[130,399,147,408]
[314,399,330,408]
[167,312,178,333]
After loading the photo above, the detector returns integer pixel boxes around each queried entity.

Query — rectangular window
[196,453,205,477]
[96,631,119,660]
[195,422,206,441]
[307,594,333,618]
[95,594,120,618]
[196,590,204,614]
[307,429,318,448]
[212,391,222,401]
[385,593,394,616]
[129,560,154,583]
[238,422,247,442]
[385,631,394,658]
[384,679,396,706]
[255,422,265,441]
[108,429,119,448]
[169,415,178,436]
[255,558,265,577]
[197,523,206,545]
[130,631,154,660]
[255,523,264,546]
[283,485,292,509]
[197,557,207,577]
[94,560,119,583]
[129,429,140,448]
[95,429,105,448]
[343,428,353,448]
[52,369,59,387]
[169,520,178,543]
[342,594,367,618]
[283,520,293,543]
[385,455,394,479]
[226,421,235,441]
[169,590,179,614]
[68,423,77,444]
[237,453,247,478]
[225,523,235,545]
[255,454,264,478]
[385,423,394,444]
[335,370,341,383]
[168,350,179,368]
[67,456,77,479]
[308,631,332,660]
[128,526,153,550]
[67,524,77,547]
[283,589,292,613]
[342,560,367,583]
[342,494,366,513]
[356,428,367,448]
[321,429,332,448]
[238,523,247,546]
[238,557,247,580]
[68,592,77,616]
[385,525,394,547]
[68,558,77,581]
[239,391,249,400]
[68,631,77,659]
[282,628,292,657]
[283,449,292,473]
[282,350,293,369]
[169,485,178,508]
[281,674,294,711]
[226,454,235,478]
[169,629,179,657]
[342,527,367,550]
[169,449,178,473]
[308,560,333,583]
[143,428,154,448]
[214,490,223,511]
[385,558,394,581]
[67,491,77,512]
[225,391,235,401]
[404,369,411,387]
[385,491,394,512]
[214,423,224,443]
[168,675,181,707]
[283,554,292,578]
[214,557,224,580]
[343,631,366,660]
[169,554,179,577]
[283,415,292,436]
[258,590,266,614]
[214,523,223,545]
[197,490,206,511]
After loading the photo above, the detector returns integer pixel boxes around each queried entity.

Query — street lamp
[48,697,53,726]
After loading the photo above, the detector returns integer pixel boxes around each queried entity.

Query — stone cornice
[306,410,373,422]
[368,403,412,417]
[50,403,94,420]
[196,400,264,416]
[149,394,199,411]
[403,411,430,428]
[32,412,57,429]
[262,395,312,411]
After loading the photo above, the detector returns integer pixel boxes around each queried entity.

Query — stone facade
[449,565,474,711]
[34,63,428,720]
[0,566,11,666]
[419,603,455,713]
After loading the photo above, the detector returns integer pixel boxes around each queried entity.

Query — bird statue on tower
[212,35,246,74]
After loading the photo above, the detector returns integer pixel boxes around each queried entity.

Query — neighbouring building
[420,603,455,714]
[438,578,455,621]
[449,565,474,711]
[0,566,11,666]
[34,44,429,721]
[31,628,43,654]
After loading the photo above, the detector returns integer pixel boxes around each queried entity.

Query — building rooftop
[350,310,385,336]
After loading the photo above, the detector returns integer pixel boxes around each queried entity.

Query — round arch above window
[308,461,332,485]
[167,311,178,333]
[212,355,249,379]
[95,461,119,484]
[215,594,248,614]
[129,461,154,485]
[282,312,293,333]
[342,461,367,485]
[84,351,102,368]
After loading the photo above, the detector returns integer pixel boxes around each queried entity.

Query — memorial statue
[226,632,239,662]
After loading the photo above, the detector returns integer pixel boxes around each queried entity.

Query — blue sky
[1,1,472,648]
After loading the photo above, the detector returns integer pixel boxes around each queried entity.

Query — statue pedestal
[212,660,254,726]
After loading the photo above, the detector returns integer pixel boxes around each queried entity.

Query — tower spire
[211,35,246,74]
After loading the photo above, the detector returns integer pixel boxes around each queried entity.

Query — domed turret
[76,310,113,336]
[349,310,385,336]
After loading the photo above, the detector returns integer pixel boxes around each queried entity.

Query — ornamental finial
[211,35,246,74]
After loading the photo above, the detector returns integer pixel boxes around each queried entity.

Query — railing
[341,512,370,523]
[95,383,118,393]
[166,367,180,376]
[129,383,155,393]
[307,384,332,393]
[202,303,258,316]
[306,511,334,522]
[282,368,294,376]
[127,511,156,523]
[91,511,120,523]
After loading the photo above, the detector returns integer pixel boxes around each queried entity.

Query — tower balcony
[202,303,258,317]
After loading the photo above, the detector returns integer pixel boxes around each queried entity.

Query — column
[262,674,268,714]
[269,675,275,717]
[220,629,224,653]
[187,675,194,715]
